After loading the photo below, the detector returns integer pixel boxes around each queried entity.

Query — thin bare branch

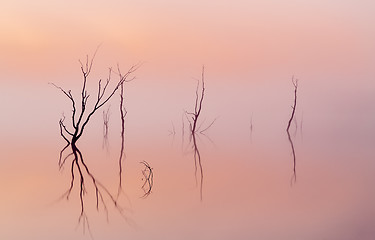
[77,64,140,140]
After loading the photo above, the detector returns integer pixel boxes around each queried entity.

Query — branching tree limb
[50,51,139,234]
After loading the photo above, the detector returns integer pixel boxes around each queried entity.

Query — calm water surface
[0,78,374,240]
[1,118,374,240]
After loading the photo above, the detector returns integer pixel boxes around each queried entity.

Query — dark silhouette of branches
[185,66,216,201]
[50,50,139,234]
[286,77,298,185]
[186,67,205,135]
[140,161,154,198]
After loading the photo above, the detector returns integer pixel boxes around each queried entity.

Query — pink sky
[1,0,374,81]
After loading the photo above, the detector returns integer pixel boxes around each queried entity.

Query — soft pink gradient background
[1,1,375,239]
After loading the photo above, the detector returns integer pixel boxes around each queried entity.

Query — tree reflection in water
[51,49,139,234]
[185,66,216,201]
[286,77,298,185]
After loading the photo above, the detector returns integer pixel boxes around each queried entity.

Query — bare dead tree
[50,50,139,234]
[140,161,154,198]
[286,77,298,185]
[185,66,216,201]
[102,105,111,152]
